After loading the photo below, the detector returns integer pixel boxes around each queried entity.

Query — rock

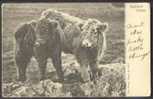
[9,79,64,97]
[63,83,85,96]
[42,79,63,96]
[3,63,126,97]
[11,86,32,97]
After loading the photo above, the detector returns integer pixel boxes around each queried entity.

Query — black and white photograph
[2,3,126,97]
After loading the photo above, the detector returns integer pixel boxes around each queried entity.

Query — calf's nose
[82,39,92,48]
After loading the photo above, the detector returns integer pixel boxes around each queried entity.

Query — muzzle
[82,39,93,48]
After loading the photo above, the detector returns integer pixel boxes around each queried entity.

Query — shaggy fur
[63,20,108,82]
[41,9,108,82]
[15,18,64,82]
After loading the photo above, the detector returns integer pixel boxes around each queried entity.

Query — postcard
[1,2,151,97]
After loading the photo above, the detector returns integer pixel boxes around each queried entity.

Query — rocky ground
[2,54,126,97]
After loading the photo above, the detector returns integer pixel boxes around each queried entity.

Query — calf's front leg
[51,48,64,82]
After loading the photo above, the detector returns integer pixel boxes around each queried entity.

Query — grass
[2,3,126,97]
